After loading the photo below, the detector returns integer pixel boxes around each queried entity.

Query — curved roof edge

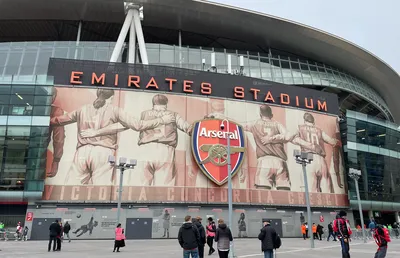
[0,0,399,121]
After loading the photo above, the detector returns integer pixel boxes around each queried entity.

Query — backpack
[374,226,391,246]
[333,218,351,236]
[274,234,282,249]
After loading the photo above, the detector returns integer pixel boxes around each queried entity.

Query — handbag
[120,239,126,247]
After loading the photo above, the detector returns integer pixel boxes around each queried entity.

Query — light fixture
[15,93,23,100]
[377,134,386,137]
[356,129,365,133]
[362,137,365,140]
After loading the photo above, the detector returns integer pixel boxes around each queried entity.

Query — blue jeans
[183,248,198,258]
[264,250,274,258]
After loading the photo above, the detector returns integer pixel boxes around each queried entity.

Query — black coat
[328,223,333,233]
[49,222,61,237]
[63,223,71,234]
[194,221,206,245]
[258,225,277,251]
[178,222,200,250]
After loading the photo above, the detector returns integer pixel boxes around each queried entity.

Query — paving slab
[0,237,399,258]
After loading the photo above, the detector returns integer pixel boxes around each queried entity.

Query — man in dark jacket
[258,220,277,258]
[327,222,337,241]
[194,217,206,258]
[48,220,61,252]
[63,221,71,242]
[178,215,200,258]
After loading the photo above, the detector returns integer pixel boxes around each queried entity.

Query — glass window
[33,95,52,105]
[37,48,53,67]
[160,46,174,64]
[11,85,35,95]
[7,126,30,137]
[10,93,34,105]
[32,106,51,116]
[147,48,160,64]
[30,126,49,137]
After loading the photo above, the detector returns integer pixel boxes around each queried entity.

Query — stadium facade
[0,0,399,239]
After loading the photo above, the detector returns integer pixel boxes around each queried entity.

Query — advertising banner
[43,86,348,207]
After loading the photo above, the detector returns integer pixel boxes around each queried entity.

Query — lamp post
[349,168,367,243]
[294,150,314,249]
[108,156,137,225]
[220,119,235,258]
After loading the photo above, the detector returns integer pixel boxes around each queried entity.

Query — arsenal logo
[191,119,245,186]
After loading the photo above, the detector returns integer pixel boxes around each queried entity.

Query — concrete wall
[24,205,354,240]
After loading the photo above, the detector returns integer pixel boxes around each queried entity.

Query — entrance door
[31,218,61,240]
[126,218,152,239]
[262,218,283,237]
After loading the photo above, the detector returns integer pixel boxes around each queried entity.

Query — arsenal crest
[191,119,245,186]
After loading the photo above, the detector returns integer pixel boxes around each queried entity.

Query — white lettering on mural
[199,128,239,140]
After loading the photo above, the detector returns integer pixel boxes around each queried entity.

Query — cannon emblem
[199,144,245,166]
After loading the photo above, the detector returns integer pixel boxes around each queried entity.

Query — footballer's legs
[144,143,176,186]
[65,146,91,185]
[254,156,273,189]
[90,146,116,186]
[275,160,291,191]
[320,158,334,193]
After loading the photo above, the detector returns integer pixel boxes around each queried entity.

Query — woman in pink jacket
[113,223,125,252]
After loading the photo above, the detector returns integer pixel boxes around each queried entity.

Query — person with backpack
[214,219,233,258]
[333,211,352,258]
[258,220,280,258]
[193,217,206,258]
[373,224,391,258]
[178,215,200,258]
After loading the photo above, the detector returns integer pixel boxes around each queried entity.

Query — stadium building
[0,0,399,239]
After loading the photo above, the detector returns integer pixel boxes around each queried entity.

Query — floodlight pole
[295,151,314,249]
[349,168,367,243]
[221,119,235,258]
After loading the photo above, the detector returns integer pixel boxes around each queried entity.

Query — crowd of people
[48,220,71,252]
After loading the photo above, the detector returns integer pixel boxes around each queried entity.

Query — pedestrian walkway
[0,237,399,257]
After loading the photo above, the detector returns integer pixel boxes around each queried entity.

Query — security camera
[220,123,225,130]
[108,155,116,165]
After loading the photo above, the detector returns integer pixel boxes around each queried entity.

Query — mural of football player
[294,112,341,193]
[51,89,171,186]
[333,119,344,189]
[73,216,98,237]
[46,88,65,178]
[81,94,191,186]
[244,105,316,191]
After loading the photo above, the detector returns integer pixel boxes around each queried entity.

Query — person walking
[178,215,200,258]
[206,217,216,255]
[334,210,352,258]
[373,224,391,258]
[63,222,71,242]
[113,223,126,252]
[327,222,337,241]
[317,224,324,240]
[194,217,206,258]
[22,226,29,241]
[301,223,307,240]
[215,219,233,258]
[48,219,61,252]
[312,223,317,239]
[258,220,277,258]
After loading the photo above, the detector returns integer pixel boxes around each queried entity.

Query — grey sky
[213,0,400,74]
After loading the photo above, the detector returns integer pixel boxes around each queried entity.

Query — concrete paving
[0,237,399,258]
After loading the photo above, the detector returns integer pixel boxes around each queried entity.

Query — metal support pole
[354,178,367,243]
[110,8,134,62]
[179,30,182,68]
[302,163,314,248]
[128,18,136,64]
[224,121,234,258]
[116,167,125,224]
[132,7,148,64]
[74,21,82,60]
[227,54,232,74]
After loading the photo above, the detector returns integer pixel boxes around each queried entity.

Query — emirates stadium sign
[191,119,245,185]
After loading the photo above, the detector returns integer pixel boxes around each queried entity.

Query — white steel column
[128,18,136,64]
[132,7,148,64]
[74,21,82,60]
[110,8,134,62]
